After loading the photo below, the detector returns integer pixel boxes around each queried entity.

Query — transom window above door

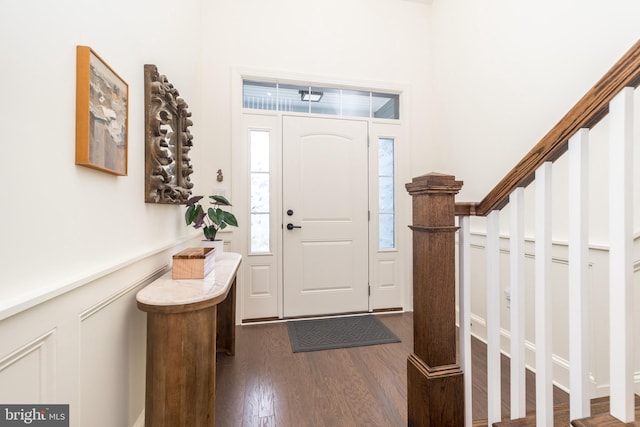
[243,80,400,119]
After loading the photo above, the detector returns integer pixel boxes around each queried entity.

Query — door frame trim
[231,67,412,324]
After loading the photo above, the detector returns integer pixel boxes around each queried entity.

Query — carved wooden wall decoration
[144,64,194,204]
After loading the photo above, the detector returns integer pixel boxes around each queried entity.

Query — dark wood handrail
[458,39,640,216]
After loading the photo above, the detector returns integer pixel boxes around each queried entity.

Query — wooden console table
[136,252,241,427]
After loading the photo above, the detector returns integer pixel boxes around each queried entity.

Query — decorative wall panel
[0,331,55,402]
[144,64,194,204]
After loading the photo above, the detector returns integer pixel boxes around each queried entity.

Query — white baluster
[486,211,501,425]
[509,188,526,419]
[535,162,553,427]
[459,216,473,426]
[608,87,635,423]
[569,128,591,419]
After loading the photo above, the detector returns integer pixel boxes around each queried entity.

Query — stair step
[572,395,640,427]
[492,404,568,427]
[573,414,640,426]
[489,396,640,427]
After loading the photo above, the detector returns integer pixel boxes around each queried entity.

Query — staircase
[406,39,640,426]
[492,396,640,427]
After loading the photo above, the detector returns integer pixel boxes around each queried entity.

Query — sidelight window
[250,130,270,253]
[378,138,395,249]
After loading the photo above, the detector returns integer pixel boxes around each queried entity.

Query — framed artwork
[75,46,128,176]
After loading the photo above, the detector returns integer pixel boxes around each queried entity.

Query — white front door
[282,116,369,317]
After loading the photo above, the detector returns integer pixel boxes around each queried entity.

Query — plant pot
[202,239,224,255]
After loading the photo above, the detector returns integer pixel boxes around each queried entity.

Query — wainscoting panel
[80,279,149,427]
[0,243,190,427]
[0,330,55,402]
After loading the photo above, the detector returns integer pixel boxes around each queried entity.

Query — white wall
[1,0,207,312]
[429,0,640,207]
[1,1,206,426]
[199,0,435,197]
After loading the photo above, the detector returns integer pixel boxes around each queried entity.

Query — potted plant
[185,195,238,252]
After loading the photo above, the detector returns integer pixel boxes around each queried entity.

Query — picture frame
[75,46,129,176]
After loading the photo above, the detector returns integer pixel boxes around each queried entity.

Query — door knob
[286,223,302,230]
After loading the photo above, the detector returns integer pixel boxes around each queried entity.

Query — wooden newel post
[405,173,464,426]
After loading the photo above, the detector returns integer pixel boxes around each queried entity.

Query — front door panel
[282,116,369,317]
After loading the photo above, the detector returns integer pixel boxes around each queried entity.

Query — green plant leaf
[185,204,198,225]
[208,207,223,226]
[203,226,217,240]
[185,195,237,239]
[210,194,232,206]
[193,207,206,228]
[186,195,203,207]
[222,211,238,227]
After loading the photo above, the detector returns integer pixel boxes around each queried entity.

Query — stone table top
[136,252,241,313]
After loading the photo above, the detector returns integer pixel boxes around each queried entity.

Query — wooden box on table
[172,247,215,279]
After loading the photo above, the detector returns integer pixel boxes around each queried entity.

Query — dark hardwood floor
[215,312,568,426]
